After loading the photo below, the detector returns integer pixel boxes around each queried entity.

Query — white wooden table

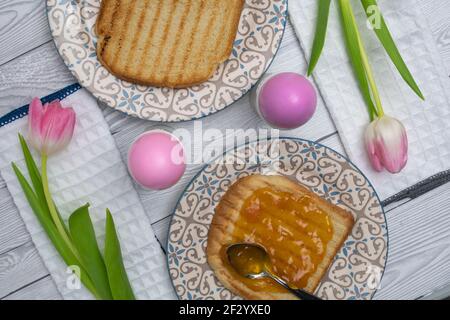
[0,0,449,300]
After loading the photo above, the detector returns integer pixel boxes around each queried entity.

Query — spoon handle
[269,274,321,300]
[288,288,322,300]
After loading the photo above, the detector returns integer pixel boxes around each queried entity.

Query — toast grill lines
[97,0,117,58]
[96,0,245,88]
[221,5,237,52]
[196,6,218,78]
[116,0,143,71]
[129,0,159,77]
[188,2,218,83]
[152,1,179,83]
[106,0,127,67]
[162,1,192,84]
[111,0,137,67]
[124,0,149,75]
[179,1,205,84]
[202,2,234,80]
[137,0,164,79]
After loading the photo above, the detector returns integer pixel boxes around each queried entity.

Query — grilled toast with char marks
[96,0,245,88]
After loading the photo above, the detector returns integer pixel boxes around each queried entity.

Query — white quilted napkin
[289,0,450,200]
[0,86,176,300]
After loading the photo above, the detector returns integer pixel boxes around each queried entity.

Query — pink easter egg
[128,131,186,190]
[255,72,317,129]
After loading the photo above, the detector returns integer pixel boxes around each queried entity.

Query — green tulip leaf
[18,134,44,200]
[361,0,424,100]
[308,0,332,76]
[339,0,378,119]
[18,134,70,235]
[104,209,135,300]
[11,162,100,298]
[69,204,113,300]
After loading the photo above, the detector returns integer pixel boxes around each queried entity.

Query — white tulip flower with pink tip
[365,115,408,174]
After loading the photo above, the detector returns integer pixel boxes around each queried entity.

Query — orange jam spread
[224,187,333,291]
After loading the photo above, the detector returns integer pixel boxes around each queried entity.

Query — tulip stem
[345,0,384,118]
[41,154,79,259]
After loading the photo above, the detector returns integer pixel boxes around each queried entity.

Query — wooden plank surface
[2,275,60,300]
[0,0,51,66]
[375,183,450,299]
[0,242,49,298]
[0,0,449,300]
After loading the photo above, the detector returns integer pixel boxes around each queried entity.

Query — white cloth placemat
[0,85,176,299]
[289,0,450,200]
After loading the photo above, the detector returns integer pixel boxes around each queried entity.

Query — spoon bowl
[226,243,268,278]
[226,243,321,300]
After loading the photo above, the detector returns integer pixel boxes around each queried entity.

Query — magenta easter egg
[255,73,317,129]
[128,131,186,190]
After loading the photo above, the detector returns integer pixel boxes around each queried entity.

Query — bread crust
[96,0,245,88]
[207,174,355,300]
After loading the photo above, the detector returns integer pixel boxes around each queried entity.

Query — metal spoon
[226,243,321,300]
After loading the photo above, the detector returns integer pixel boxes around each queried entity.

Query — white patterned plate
[167,138,388,300]
[46,0,287,122]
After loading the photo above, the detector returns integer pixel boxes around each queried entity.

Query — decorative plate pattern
[46,0,287,122]
[167,138,388,300]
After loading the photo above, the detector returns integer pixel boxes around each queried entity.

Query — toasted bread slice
[207,175,355,300]
[96,0,244,88]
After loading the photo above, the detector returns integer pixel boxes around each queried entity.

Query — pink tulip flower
[364,115,408,174]
[26,97,77,256]
[28,97,76,156]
